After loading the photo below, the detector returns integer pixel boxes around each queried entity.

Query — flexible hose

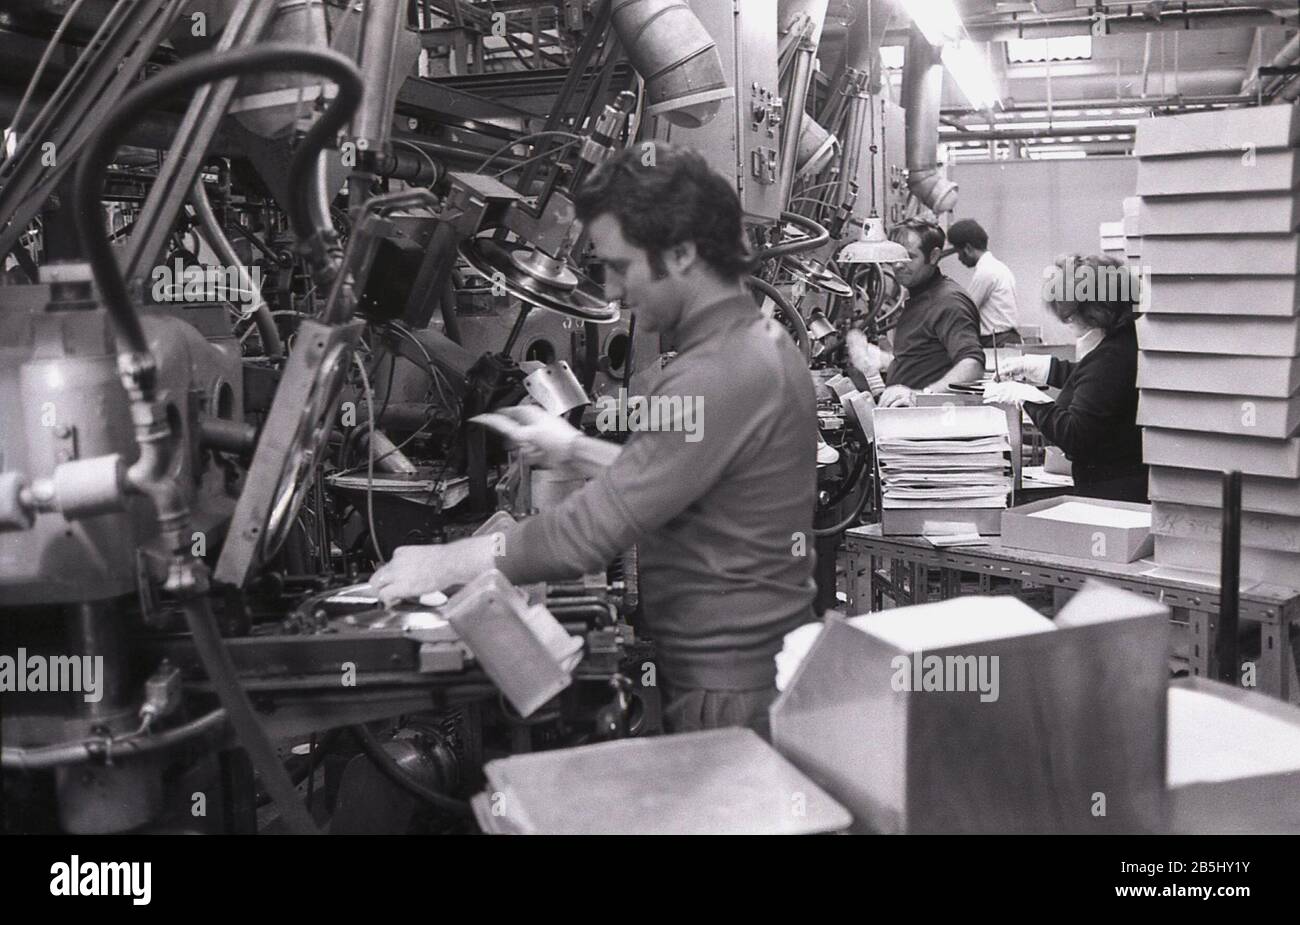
[74,44,364,354]
[748,275,811,365]
[819,448,870,510]
[190,175,283,359]
[180,597,321,834]
[1,708,228,771]
[755,211,830,262]
[352,723,473,818]
[813,471,873,537]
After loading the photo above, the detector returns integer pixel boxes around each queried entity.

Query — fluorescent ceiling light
[898,0,963,46]
[941,41,1001,110]
[1027,148,1087,160]
[1006,36,1093,64]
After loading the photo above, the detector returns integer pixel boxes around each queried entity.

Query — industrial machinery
[0,0,949,834]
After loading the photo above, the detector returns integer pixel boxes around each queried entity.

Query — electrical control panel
[655,0,784,224]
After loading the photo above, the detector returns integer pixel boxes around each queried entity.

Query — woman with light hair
[993,254,1147,502]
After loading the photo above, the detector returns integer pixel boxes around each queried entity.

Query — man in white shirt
[947,219,1022,347]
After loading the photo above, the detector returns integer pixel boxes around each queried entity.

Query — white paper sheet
[1026,500,1151,529]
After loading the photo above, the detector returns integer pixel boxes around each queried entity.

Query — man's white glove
[471,405,580,469]
[983,380,1053,407]
[998,354,1053,385]
[845,329,891,375]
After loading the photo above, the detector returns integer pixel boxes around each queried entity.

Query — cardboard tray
[1001,496,1154,564]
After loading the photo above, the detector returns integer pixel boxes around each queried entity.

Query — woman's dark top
[1023,314,1148,503]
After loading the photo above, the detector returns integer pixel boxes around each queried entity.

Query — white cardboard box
[1137,150,1299,196]
[1144,428,1300,479]
[770,588,1169,834]
[1137,353,1300,397]
[1167,678,1300,835]
[1149,465,1300,517]
[1140,193,1300,235]
[1002,496,1154,564]
[1141,275,1300,317]
[1152,500,1300,555]
[1141,234,1300,275]
[1134,105,1300,158]
[1138,389,1300,439]
[1154,534,1300,589]
[1136,314,1300,357]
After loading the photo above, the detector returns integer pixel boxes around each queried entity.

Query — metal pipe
[902,30,958,214]
[1246,32,1300,96]
[190,175,283,359]
[839,6,1293,42]
[837,87,869,210]
[941,93,1255,114]
[1217,470,1242,685]
[609,0,728,128]
[1,710,228,771]
[121,0,277,285]
[779,29,817,207]
[199,417,259,455]
[353,0,405,153]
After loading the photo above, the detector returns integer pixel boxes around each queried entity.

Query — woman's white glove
[983,380,1053,407]
[997,354,1053,385]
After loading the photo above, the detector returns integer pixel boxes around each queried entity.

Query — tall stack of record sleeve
[1134,105,1300,590]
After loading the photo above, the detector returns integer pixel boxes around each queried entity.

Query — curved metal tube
[610,0,728,128]
[902,31,958,214]
[756,211,830,262]
[748,275,812,365]
[190,175,283,359]
[74,44,365,356]
[1,709,228,771]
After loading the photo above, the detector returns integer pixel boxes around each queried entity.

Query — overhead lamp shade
[837,216,910,265]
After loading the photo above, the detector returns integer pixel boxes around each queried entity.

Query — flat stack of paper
[874,407,1012,534]
[1133,105,1300,590]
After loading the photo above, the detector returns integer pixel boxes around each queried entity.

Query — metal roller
[460,237,620,323]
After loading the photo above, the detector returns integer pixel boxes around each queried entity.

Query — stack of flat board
[1134,105,1300,588]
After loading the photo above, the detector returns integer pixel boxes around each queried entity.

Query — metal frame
[843,524,1300,705]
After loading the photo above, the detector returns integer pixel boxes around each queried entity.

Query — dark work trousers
[1073,464,1150,503]
[660,681,779,742]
